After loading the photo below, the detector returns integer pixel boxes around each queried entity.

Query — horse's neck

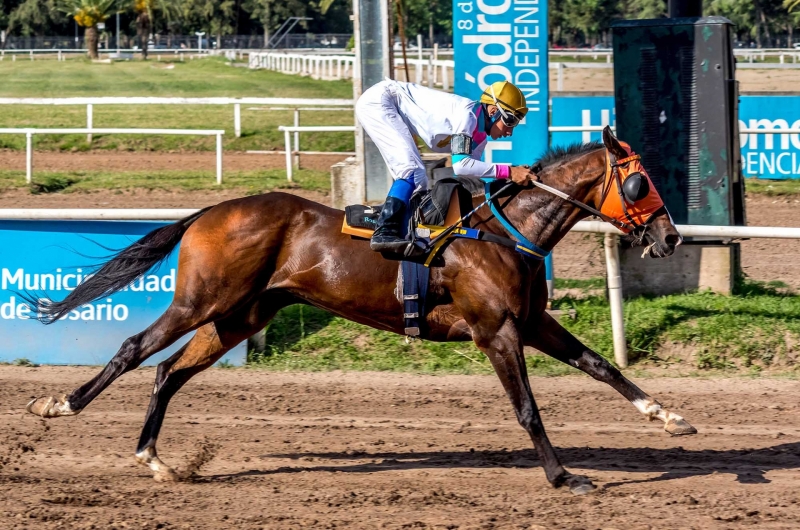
[471,153,604,251]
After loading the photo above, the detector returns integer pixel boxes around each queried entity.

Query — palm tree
[59,0,116,59]
[134,0,179,60]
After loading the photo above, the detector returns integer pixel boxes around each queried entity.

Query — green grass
[0,58,355,153]
[247,279,800,375]
[554,277,605,290]
[248,305,573,376]
[745,177,800,197]
[0,57,353,98]
[554,279,800,371]
[0,168,331,195]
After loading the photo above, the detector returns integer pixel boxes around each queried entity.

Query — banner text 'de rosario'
[0,220,244,366]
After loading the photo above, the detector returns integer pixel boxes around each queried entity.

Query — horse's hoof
[665,417,697,436]
[26,395,77,418]
[564,474,597,496]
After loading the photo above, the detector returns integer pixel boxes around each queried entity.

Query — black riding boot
[370,197,410,253]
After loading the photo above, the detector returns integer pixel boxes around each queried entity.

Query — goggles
[489,85,523,128]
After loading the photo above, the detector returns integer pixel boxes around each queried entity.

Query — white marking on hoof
[632,398,697,434]
[26,395,79,418]
[136,447,179,481]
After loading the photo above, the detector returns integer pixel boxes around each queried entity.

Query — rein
[419,148,657,265]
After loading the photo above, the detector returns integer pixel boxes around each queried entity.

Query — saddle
[342,179,473,340]
[342,178,473,267]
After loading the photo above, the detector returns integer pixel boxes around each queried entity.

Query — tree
[134,0,179,60]
[7,0,59,36]
[59,0,115,58]
[183,0,235,49]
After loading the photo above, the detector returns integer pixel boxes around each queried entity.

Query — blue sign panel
[0,220,245,366]
[551,96,615,148]
[453,0,549,165]
[738,96,800,180]
[551,95,800,179]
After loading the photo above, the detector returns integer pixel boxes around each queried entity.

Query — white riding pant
[355,80,429,191]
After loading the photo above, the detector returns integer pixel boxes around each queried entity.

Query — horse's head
[595,126,682,258]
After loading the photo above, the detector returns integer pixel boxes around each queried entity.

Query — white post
[216,133,223,184]
[557,63,564,91]
[234,103,241,138]
[284,128,293,182]
[442,63,449,91]
[433,43,439,85]
[26,132,33,184]
[86,104,93,143]
[293,109,300,168]
[416,35,424,84]
[337,58,342,79]
[604,233,628,368]
[427,56,433,88]
[58,50,62,61]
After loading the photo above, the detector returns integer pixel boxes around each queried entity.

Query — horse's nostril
[665,234,681,248]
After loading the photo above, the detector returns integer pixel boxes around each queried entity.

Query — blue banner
[551,95,800,179]
[453,0,549,165]
[738,96,800,179]
[0,220,245,366]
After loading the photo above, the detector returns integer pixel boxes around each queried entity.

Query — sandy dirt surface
[549,67,800,93]
[1,367,798,529]
[0,151,348,174]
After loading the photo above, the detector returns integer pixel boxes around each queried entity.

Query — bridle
[527,148,664,237]
[416,147,665,264]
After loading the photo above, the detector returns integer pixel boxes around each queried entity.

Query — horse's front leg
[472,316,596,495]
[525,312,697,435]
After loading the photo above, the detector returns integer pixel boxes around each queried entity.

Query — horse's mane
[456,140,603,197]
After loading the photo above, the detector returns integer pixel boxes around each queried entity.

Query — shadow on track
[203,442,800,488]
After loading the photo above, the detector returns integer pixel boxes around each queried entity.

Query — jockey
[355,79,534,254]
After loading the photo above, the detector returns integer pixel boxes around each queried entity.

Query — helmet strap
[482,103,502,133]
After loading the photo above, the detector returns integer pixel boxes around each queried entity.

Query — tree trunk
[428,0,435,48]
[264,22,270,47]
[137,12,150,60]
[86,25,99,59]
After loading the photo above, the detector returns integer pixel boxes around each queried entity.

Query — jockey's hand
[509,165,535,186]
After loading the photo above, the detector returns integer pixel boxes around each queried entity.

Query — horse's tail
[30,206,213,324]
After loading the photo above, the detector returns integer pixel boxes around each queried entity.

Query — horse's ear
[602,126,627,158]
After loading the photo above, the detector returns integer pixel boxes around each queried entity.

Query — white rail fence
[0,97,354,139]
[278,125,356,181]
[1,208,796,370]
[0,128,225,184]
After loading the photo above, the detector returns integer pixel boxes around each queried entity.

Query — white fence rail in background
[248,52,355,80]
[0,97,354,138]
[277,125,356,181]
[2,208,797,370]
[0,128,225,184]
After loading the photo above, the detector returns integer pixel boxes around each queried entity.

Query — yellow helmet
[479,81,528,121]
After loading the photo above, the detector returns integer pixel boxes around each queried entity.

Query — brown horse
[26,128,695,495]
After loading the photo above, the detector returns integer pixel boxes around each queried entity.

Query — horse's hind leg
[525,312,697,435]
[135,294,291,481]
[27,302,214,418]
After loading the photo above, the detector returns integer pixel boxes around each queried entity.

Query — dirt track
[1,366,799,529]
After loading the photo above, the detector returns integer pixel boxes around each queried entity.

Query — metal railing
[0,97,354,139]
[1,207,796,371]
[277,125,356,181]
[0,128,225,184]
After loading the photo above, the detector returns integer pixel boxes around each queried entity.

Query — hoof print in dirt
[665,418,698,436]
